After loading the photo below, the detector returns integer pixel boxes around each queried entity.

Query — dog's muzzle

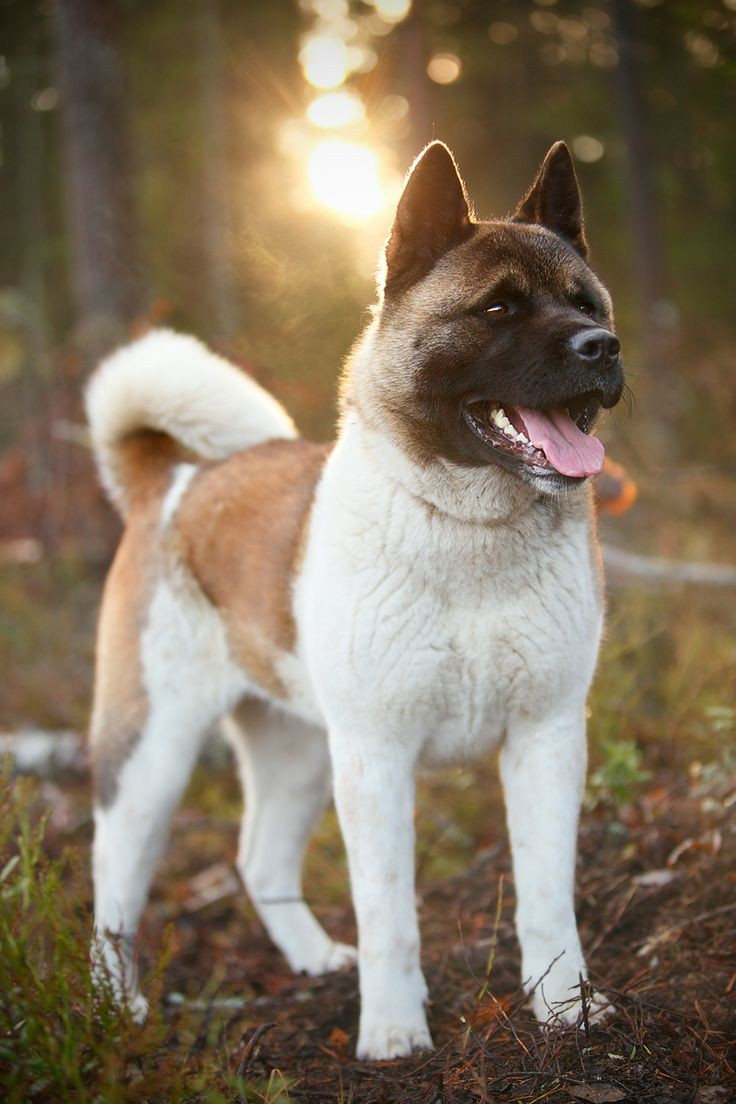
[569,328,623,408]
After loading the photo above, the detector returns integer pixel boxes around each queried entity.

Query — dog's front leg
[501,709,610,1025]
[331,739,431,1060]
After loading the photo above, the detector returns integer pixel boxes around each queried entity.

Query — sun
[307,140,384,222]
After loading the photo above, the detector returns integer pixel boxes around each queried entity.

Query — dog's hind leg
[225,699,356,976]
[91,700,211,1018]
[90,565,247,1017]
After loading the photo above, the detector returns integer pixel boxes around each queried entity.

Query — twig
[578,973,590,1042]
[236,1020,277,1088]
[685,901,736,927]
[588,883,638,954]
[463,874,505,1047]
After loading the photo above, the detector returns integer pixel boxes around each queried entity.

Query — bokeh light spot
[371,0,412,24]
[427,53,462,84]
[488,22,518,46]
[300,35,351,90]
[307,91,366,129]
[572,135,604,162]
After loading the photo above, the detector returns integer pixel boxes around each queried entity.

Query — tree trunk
[399,6,433,158]
[197,1,238,344]
[54,0,143,361]
[611,0,664,363]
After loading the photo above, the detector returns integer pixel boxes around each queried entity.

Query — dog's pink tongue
[515,406,605,478]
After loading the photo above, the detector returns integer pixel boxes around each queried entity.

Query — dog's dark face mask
[376,141,625,494]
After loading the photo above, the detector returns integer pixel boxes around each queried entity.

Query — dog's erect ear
[384,141,472,295]
[513,141,588,258]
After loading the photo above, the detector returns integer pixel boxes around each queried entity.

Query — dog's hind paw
[307,940,358,976]
[292,939,357,977]
[357,1019,433,1061]
[323,940,358,973]
[127,990,150,1023]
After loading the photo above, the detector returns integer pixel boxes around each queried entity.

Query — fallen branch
[602,544,736,587]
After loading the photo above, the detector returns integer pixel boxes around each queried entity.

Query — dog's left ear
[513,141,588,258]
[384,141,472,296]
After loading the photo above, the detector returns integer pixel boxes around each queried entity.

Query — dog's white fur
[85,329,296,514]
[88,327,610,1059]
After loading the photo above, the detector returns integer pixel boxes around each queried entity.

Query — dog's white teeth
[489,405,511,429]
[516,431,529,444]
[502,424,516,438]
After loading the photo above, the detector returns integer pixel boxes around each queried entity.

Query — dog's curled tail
[86,328,297,518]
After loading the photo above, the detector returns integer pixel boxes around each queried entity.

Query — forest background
[0,1,734,1101]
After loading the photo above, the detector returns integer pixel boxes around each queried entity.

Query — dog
[86,140,624,1060]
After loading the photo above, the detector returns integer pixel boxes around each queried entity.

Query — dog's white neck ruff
[336,408,589,538]
[351,413,535,525]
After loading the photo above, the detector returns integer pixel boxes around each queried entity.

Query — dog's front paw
[357,1018,433,1061]
[533,985,615,1027]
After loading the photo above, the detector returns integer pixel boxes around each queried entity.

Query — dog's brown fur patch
[176,438,330,700]
[90,501,161,806]
[114,430,183,516]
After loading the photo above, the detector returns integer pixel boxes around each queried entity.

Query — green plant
[587,738,653,808]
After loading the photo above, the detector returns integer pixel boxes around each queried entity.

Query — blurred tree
[15,13,53,540]
[611,0,663,353]
[196,0,237,343]
[54,0,143,359]
[398,8,432,157]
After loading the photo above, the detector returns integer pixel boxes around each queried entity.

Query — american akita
[86,140,624,1060]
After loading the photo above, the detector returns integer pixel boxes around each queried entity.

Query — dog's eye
[484,302,509,317]
[576,301,595,317]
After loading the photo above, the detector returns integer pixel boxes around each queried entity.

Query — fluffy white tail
[86,329,296,516]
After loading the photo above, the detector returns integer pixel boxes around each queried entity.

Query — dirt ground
[34,750,734,1104]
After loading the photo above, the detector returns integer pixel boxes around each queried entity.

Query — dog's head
[348,141,624,496]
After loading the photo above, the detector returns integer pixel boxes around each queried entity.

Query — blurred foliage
[587,737,653,807]
[0,770,269,1103]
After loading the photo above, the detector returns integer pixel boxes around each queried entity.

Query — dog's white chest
[297,426,602,759]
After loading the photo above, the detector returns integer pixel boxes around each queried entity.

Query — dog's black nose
[569,328,620,369]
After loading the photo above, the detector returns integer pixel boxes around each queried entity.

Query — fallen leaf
[466,996,513,1028]
[183,862,240,912]
[667,837,696,866]
[567,1083,627,1103]
[667,829,722,867]
[632,869,676,888]
[328,1026,349,1051]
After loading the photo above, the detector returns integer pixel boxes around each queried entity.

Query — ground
[151,758,736,1103]
[2,737,733,1104]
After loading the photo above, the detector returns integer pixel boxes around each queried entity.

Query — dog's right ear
[384,142,472,296]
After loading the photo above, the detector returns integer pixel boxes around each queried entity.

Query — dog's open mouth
[464,394,604,479]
